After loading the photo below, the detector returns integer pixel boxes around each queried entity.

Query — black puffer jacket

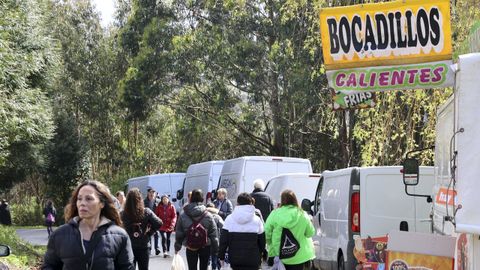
[251,188,275,221]
[174,202,219,255]
[42,217,134,270]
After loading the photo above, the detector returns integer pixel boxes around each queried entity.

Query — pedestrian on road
[219,192,265,270]
[122,188,163,270]
[206,202,224,270]
[213,188,233,220]
[251,178,274,261]
[43,200,57,237]
[175,189,219,270]
[42,180,134,270]
[0,199,12,226]
[265,189,315,270]
[144,187,161,255]
[116,191,126,211]
[155,194,176,258]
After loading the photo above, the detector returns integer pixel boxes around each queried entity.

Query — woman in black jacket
[122,188,163,270]
[43,200,57,237]
[42,180,134,270]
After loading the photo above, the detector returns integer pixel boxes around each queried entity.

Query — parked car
[177,160,225,205]
[265,173,321,209]
[0,245,9,257]
[0,244,11,270]
[217,156,312,205]
[126,173,185,212]
[302,166,434,270]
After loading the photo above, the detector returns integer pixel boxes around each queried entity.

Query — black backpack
[279,228,300,259]
[186,212,208,250]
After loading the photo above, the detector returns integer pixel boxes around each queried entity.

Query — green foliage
[0,0,57,189]
[10,198,44,227]
[45,110,88,206]
[0,225,44,269]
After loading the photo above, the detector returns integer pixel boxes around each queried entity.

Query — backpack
[46,213,55,223]
[279,228,300,259]
[186,212,208,250]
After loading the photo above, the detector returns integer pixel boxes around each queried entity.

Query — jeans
[211,255,221,270]
[160,230,172,252]
[133,248,150,270]
[150,231,160,252]
[186,246,211,270]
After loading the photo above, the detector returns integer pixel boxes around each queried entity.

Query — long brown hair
[123,188,145,223]
[64,180,122,226]
[280,189,299,208]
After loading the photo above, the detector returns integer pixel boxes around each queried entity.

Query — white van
[126,173,185,212]
[217,156,312,205]
[178,160,225,205]
[265,173,321,208]
[304,166,434,270]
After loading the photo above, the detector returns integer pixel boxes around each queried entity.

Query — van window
[313,177,324,213]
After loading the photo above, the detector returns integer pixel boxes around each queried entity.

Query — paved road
[16,229,240,270]
[16,228,184,269]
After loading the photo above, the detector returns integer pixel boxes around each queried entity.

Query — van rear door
[360,167,433,238]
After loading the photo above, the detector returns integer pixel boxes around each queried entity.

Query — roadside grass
[0,225,45,270]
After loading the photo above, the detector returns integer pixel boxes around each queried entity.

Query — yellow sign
[320,0,452,70]
[388,251,454,270]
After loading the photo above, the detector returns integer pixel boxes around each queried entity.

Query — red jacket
[155,203,177,232]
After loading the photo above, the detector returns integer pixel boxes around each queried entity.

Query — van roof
[224,156,310,162]
[268,172,321,180]
[322,166,434,177]
[127,172,186,182]
[186,160,225,175]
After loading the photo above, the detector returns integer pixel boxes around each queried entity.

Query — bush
[10,197,44,226]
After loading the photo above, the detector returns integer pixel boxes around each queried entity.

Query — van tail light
[351,192,360,232]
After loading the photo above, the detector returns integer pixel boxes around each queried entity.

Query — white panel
[455,53,480,234]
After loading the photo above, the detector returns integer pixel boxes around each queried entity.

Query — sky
[92,0,115,27]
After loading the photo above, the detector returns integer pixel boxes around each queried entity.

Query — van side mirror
[176,189,183,200]
[0,245,10,257]
[301,199,313,214]
[402,158,419,186]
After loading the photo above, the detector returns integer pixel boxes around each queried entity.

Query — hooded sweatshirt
[265,205,315,265]
[219,205,265,269]
[174,202,219,255]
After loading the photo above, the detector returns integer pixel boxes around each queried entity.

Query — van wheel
[337,253,345,270]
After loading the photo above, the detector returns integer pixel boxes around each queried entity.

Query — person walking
[219,193,265,270]
[265,189,315,270]
[251,178,275,261]
[251,179,275,221]
[122,188,163,270]
[144,187,161,255]
[0,199,12,226]
[206,202,224,270]
[155,194,176,258]
[43,200,57,237]
[116,191,126,211]
[213,188,233,220]
[42,180,134,270]
[175,189,219,270]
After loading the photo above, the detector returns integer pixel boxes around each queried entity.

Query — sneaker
[164,252,170,258]
[155,249,161,256]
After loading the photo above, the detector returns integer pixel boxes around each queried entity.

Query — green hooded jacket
[265,205,315,265]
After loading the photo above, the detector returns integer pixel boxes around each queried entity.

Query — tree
[45,110,88,206]
[0,0,57,189]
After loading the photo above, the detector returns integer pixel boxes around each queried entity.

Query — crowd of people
[38,178,315,270]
